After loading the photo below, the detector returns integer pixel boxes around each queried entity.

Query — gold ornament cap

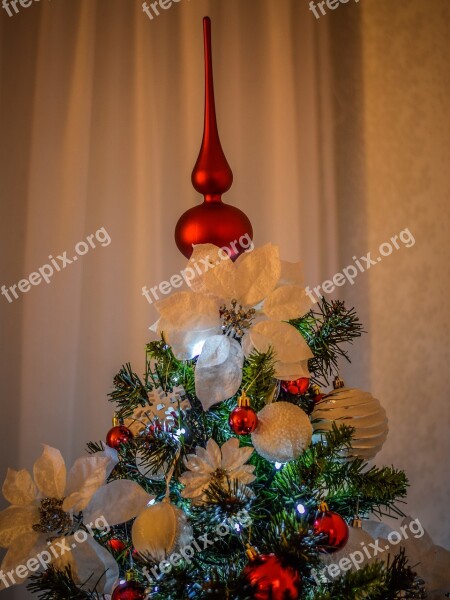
[112,414,121,427]
[333,376,345,389]
[318,501,329,513]
[238,391,251,408]
[352,517,363,529]
[245,543,259,561]
[311,384,321,396]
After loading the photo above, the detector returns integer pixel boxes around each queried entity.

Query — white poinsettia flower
[152,243,313,409]
[0,445,154,594]
[179,438,256,504]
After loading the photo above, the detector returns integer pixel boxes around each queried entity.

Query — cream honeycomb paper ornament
[312,378,388,461]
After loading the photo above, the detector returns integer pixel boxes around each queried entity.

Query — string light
[296,503,306,515]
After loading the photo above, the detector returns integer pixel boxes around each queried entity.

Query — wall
[329,0,450,548]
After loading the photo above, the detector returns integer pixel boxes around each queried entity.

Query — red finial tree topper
[175,17,253,260]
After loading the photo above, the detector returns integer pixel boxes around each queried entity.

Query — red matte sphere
[106,425,133,449]
[229,406,258,435]
[281,378,310,396]
[175,200,253,260]
[313,510,349,554]
[106,539,126,553]
[111,581,146,600]
[243,554,301,600]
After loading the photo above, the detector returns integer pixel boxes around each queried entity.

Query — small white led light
[296,503,306,515]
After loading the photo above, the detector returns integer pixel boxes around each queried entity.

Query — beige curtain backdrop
[0,0,448,597]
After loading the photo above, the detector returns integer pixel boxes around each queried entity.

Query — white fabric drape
[0,1,449,598]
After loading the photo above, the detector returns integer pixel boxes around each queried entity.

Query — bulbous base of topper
[175,199,253,260]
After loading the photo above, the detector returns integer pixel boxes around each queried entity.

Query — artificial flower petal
[179,472,211,486]
[63,455,112,513]
[83,480,153,526]
[33,445,66,499]
[234,244,281,306]
[263,284,312,321]
[221,439,253,471]
[274,359,311,381]
[0,530,45,575]
[2,469,38,506]
[0,505,39,548]
[204,439,222,469]
[156,291,220,331]
[278,260,305,286]
[96,447,119,478]
[64,536,119,594]
[396,516,450,596]
[241,331,267,357]
[251,320,314,363]
[231,467,256,484]
[195,336,244,410]
[187,243,236,298]
[165,325,220,360]
[179,475,212,499]
[182,455,214,474]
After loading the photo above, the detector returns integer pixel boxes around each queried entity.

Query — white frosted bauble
[312,387,388,461]
[251,401,312,463]
[135,450,167,482]
[131,501,192,561]
[320,523,375,572]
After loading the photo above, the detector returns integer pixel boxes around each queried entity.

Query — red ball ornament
[175,18,252,260]
[111,581,146,600]
[281,378,310,396]
[106,538,126,553]
[229,406,258,435]
[243,553,301,600]
[106,425,133,449]
[229,392,258,435]
[313,507,349,554]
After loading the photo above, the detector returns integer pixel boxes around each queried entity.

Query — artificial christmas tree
[1,15,449,600]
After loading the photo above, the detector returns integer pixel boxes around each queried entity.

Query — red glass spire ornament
[175,17,253,259]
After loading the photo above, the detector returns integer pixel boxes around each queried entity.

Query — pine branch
[241,349,276,411]
[313,549,426,600]
[86,441,105,454]
[313,562,387,600]
[108,363,150,420]
[27,566,101,599]
[269,425,408,519]
[379,548,427,599]
[290,299,364,385]
[146,339,196,397]
[257,511,320,574]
